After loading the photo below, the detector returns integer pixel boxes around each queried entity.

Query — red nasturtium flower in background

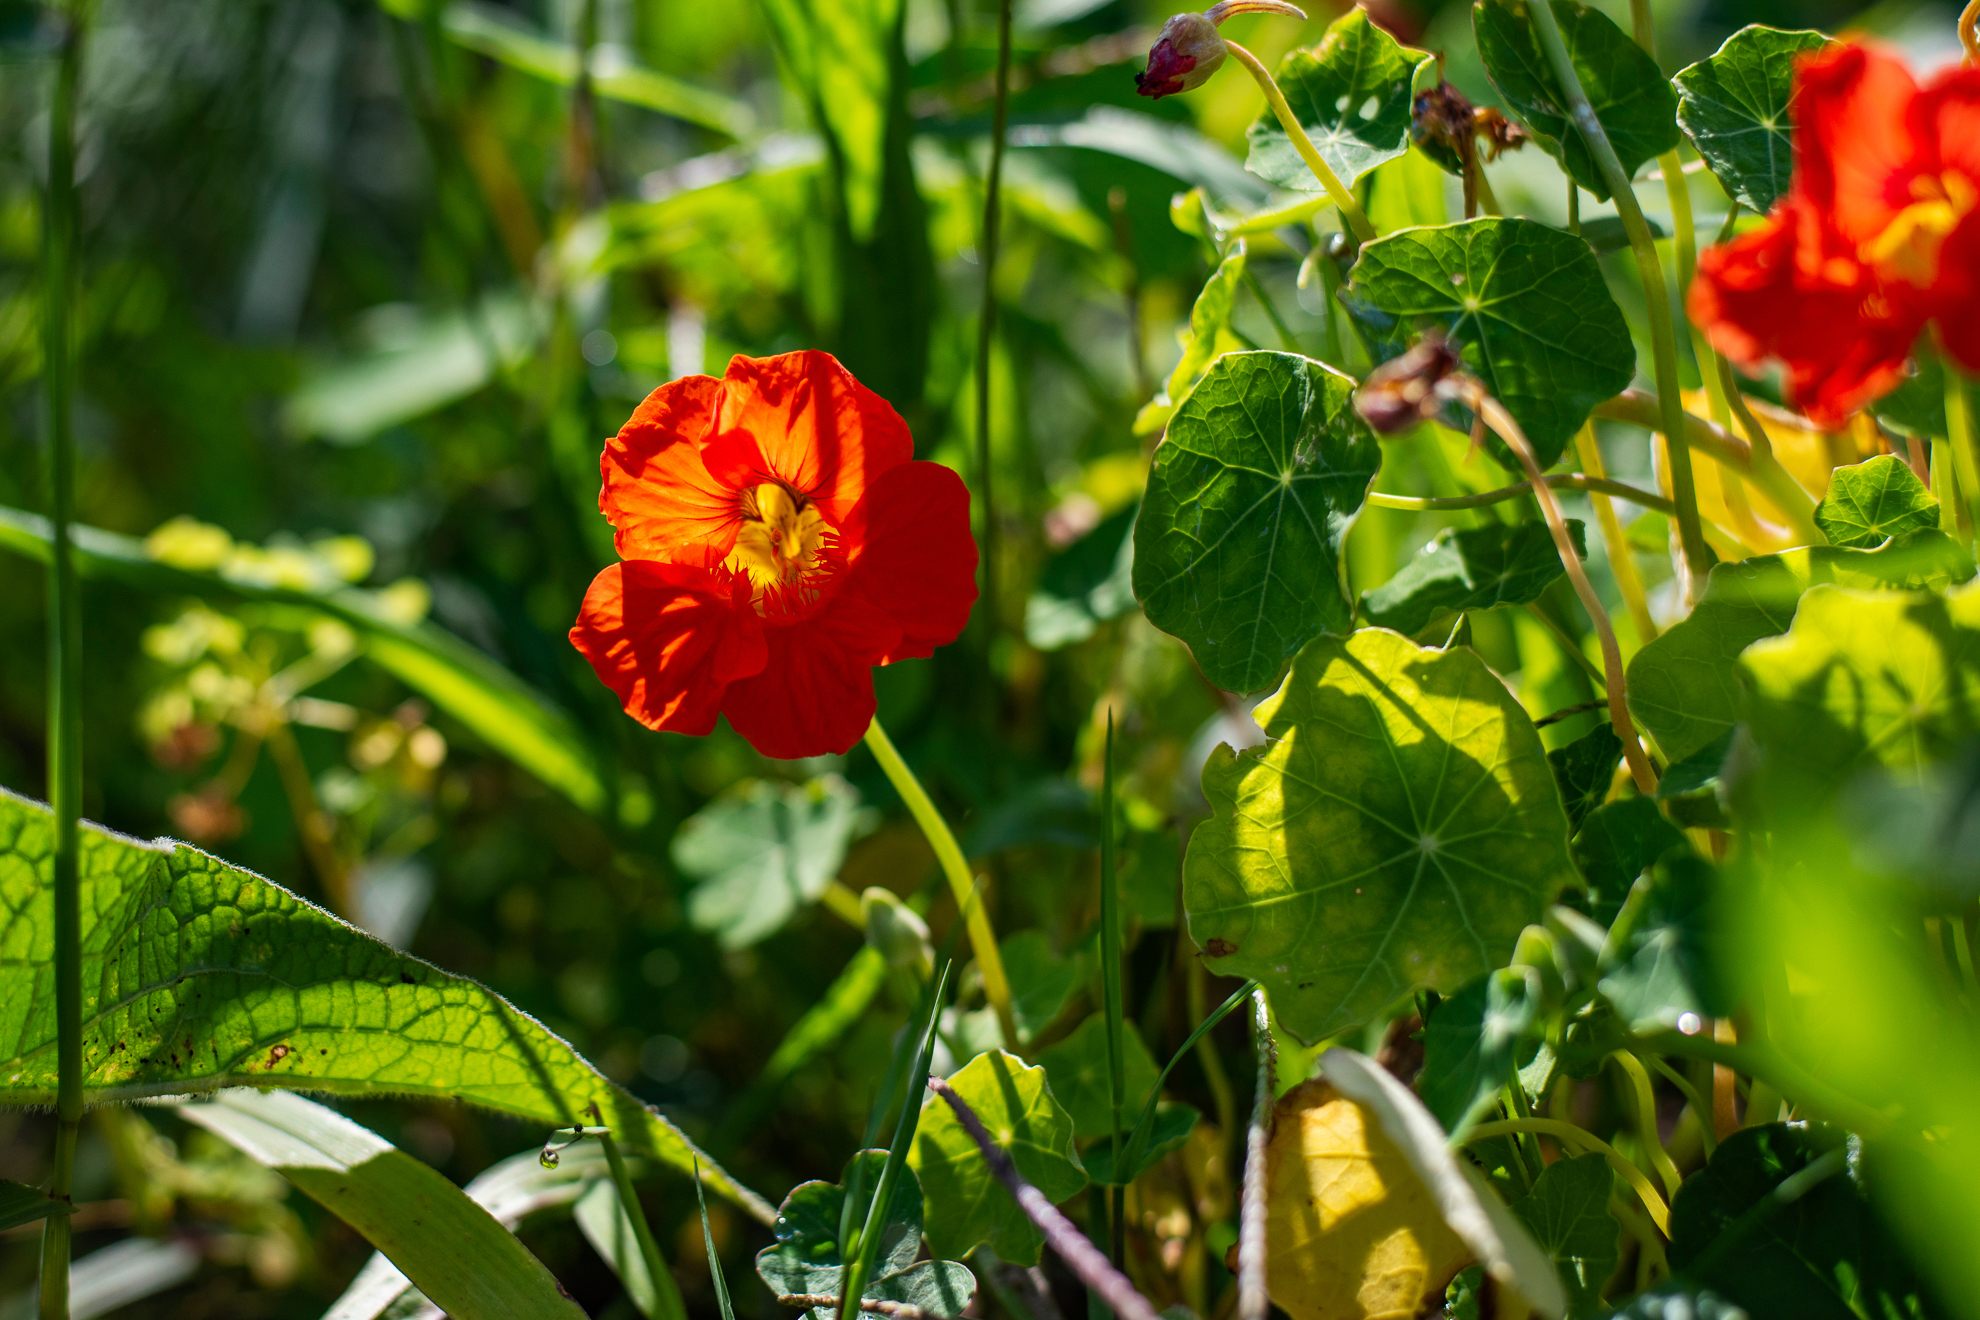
[570,351,976,759]
[1691,42,1980,426]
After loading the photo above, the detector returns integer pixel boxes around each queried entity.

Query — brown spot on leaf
[1203,938,1238,959]
[267,1043,292,1068]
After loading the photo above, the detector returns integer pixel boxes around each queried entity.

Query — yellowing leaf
[1675,392,1873,553]
[1261,1078,1472,1320]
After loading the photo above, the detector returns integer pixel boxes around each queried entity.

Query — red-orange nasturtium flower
[570,351,976,759]
[1691,42,1980,427]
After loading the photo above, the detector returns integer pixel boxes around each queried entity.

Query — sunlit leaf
[1814,455,1939,550]
[1135,242,1248,436]
[1473,0,1681,201]
[1132,351,1380,694]
[1669,1124,1937,1319]
[1507,1154,1618,1318]
[1343,219,1635,468]
[1627,556,1799,766]
[1185,628,1573,1042]
[672,776,868,950]
[910,1050,1086,1264]
[0,791,769,1220]
[753,1152,975,1320]
[180,1090,583,1320]
[1419,967,1540,1134]
[1674,26,1831,212]
[1360,519,1587,635]
[1245,10,1435,194]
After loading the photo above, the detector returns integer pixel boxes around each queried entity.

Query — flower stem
[1525,0,1707,600]
[1366,470,1673,515]
[1463,1117,1670,1234]
[1944,363,1980,540]
[38,5,88,1317]
[1594,391,1822,543]
[1573,427,1659,645]
[1221,40,1377,243]
[863,718,1017,1049]
[1465,384,1658,794]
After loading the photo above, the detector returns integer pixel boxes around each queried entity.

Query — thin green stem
[1365,471,1674,515]
[1525,0,1707,599]
[972,0,1014,641]
[1221,40,1376,242]
[1609,1052,1682,1198]
[1574,427,1659,645]
[1463,1118,1670,1234]
[1646,1054,1718,1155]
[863,718,1016,1048]
[1944,361,1980,540]
[592,1111,687,1320]
[1629,1028,1888,1135]
[1593,391,1821,543]
[39,5,88,1317]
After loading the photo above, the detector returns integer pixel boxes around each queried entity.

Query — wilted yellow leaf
[1261,1079,1472,1320]
[1677,390,1876,553]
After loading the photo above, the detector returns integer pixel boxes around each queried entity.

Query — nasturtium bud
[1135,13,1225,99]
[862,887,934,978]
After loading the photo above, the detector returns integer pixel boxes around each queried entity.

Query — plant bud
[1354,332,1465,436]
[1135,12,1225,99]
[862,887,935,978]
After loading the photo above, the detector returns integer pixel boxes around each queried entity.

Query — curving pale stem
[1462,382,1658,794]
[1220,40,1378,242]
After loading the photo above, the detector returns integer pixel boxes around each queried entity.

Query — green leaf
[1342,219,1636,468]
[1597,852,1732,1032]
[1244,10,1434,193]
[671,776,868,950]
[0,1179,67,1232]
[1080,1102,1200,1185]
[0,790,770,1221]
[754,0,903,240]
[1815,455,1940,550]
[1185,628,1574,1042]
[1023,503,1137,651]
[753,1153,976,1320]
[1136,243,1249,436]
[1036,1014,1161,1139]
[0,508,609,816]
[180,1090,584,1320]
[1508,1154,1619,1318]
[574,1181,669,1319]
[1674,26,1831,212]
[1419,967,1541,1134]
[1132,351,1381,694]
[1874,352,1950,441]
[1472,0,1681,201]
[1549,723,1622,833]
[1740,582,1980,793]
[1362,520,1588,635]
[911,1050,1087,1264]
[1627,556,1800,766]
[999,931,1082,1045]
[1571,797,1685,927]
[1669,1125,1936,1320]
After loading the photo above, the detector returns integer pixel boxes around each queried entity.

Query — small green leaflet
[1549,723,1622,832]
[1508,1155,1619,1319]
[1245,10,1434,193]
[753,1153,975,1320]
[1596,852,1732,1032]
[1343,219,1635,468]
[1675,26,1831,212]
[1132,351,1380,694]
[999,931,1083,1044]
[1473,0,1681,200]
[671,775,868,950]
[1814,454,1939,549]
[1627,556,1799,766]
[181,1090,583,1320]
[1185,629,1574,1043]
[0,1179,68,1231]
[1035,1014,1161,1139]
[0,789,770,1222]
[1361,519,1587,635]
[1418,967,1540,1134]
[910,1050,1086,1264]
[1136,242,1247,436]
[1023,503,1137,651]
[1570,797,1685,927]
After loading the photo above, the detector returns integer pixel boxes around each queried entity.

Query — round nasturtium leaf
[1132,351,1381,695]
[1184,628,1574,1043]
[1342,218,1635,469]
[1260,1077,1473,1320]
[1245,9,1435,195]
[1473,0,1681,201]
[1675,25,1832,213]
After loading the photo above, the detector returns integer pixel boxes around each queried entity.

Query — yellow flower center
[724,482,826,597]
[1863,171,1977,288]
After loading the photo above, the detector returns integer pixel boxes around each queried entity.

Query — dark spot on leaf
[399,973,416,984]
[1203,937,1238,958]
[267,1043,292,1067]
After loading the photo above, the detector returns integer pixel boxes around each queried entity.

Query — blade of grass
[591,1104,687,1320]
[1098,710,1127,1270]
[693,1158,737,1320]
[37,5,89,1317]
[1113,978,1258,1189]
[971,0,1015,647]
[838,960,952,1320]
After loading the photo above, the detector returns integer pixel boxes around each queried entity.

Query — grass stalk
[973,0,1015,641]
[38,6,89,1316]
[863,719,1017,1048]
[1098,712,1128,1268]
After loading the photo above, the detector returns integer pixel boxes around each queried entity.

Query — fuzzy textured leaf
[1342,219,1635,468]
[0,790,770,1221]
[1245,10,1434,193]
[1674,26,1831,212]
[1473,0,1682,200]
[1184,628,1574,1042]
[1133,351,1380,694]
